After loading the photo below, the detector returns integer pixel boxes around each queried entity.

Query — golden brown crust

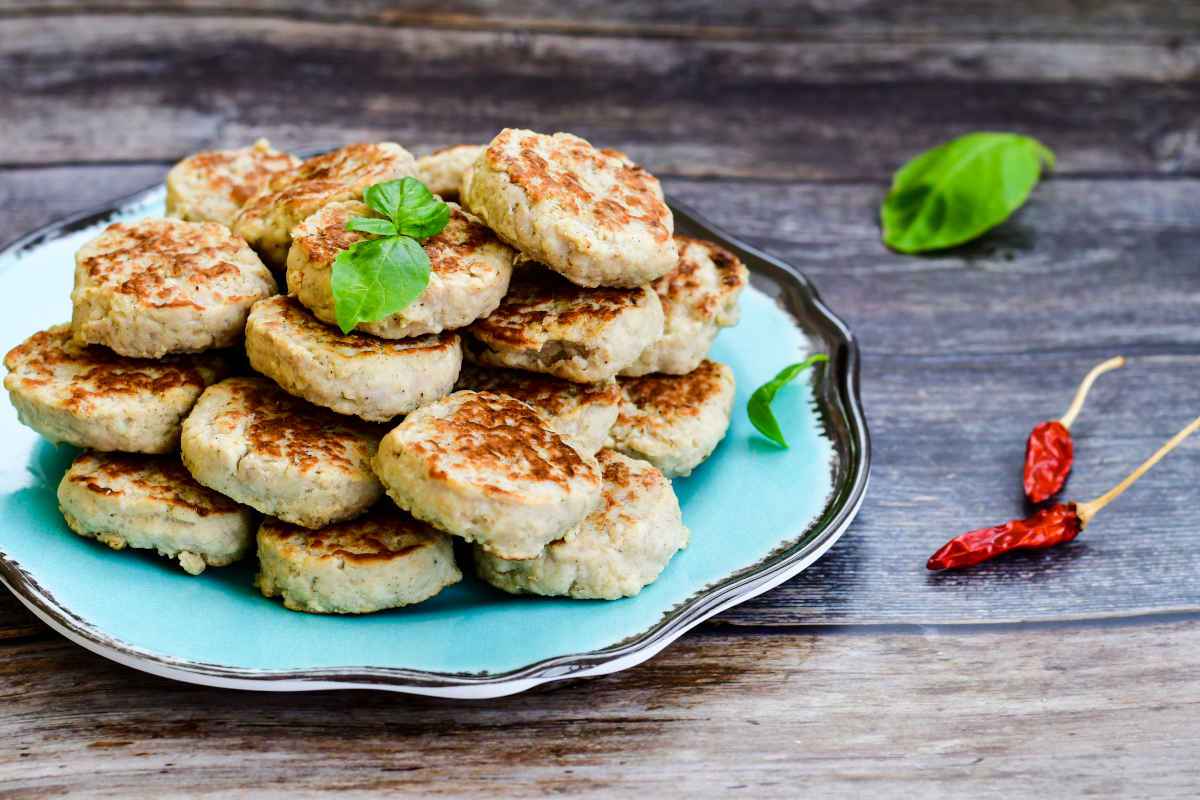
[484,130,670,243]
[256,296,458,358]
[618,359,727,421]
[259,505,441,564]
[406,391,593,491]
[456,364,619,417]
[469,269,647,349]
[177,145,301,206]
[75,220,262,311]
[66,451,241,516]
[3,325,224,408]
[213,377,380,474]
[657,236,749,319]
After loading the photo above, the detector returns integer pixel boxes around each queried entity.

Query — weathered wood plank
[1,620,1198,796]
[1,167,1196,626]
[2,1,1199,41]
[0,16,1197,176]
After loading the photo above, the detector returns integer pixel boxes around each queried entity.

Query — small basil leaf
[330,236,431,334]
[345,217,398,237]
[747,354,830,448]
[363,180,406,221]
[391,177,451,239]
[881,133,1055,254]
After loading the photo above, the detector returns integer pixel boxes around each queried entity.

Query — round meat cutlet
[466,268,664,383]
[456,364,619,456]
[166,139,302,228]
[476,449,688,600]
[70,218,277,359]
[373,391,603,561]
[232,142,418,268]
[622,236,750,377]
[287,200,514,339]
[255,505,462,614]
[416,144,484,202]
[461,129,677,288]
[4,325,229,453]
[245,296,462,422]
[58,451,255,576]
[180,377,383,529]
[607,360,736,478]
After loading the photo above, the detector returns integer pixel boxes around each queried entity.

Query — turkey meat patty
[373,390,602,560]
[467,267,663,383]
[607,359,736,478]
[245,296,462,421]
[166,139,302,227]
[58,450,255,575]
[232,142,418,268]
[70,218,277,358]
[4,324,229,453]
[462,129,677,288]
[181,377,384,528]
[416,144,484,202]
[476,449,688,599]
[255,504,462,614]
[287,200,514,339]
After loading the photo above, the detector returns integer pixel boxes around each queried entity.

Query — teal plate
[0,186,869,697]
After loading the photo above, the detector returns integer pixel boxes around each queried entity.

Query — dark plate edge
[0,185,871,694]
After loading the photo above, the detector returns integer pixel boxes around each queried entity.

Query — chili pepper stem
[1075,414,1200,528]
[1059,356,1126,429]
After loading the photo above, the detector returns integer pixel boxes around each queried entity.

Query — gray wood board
[2,619,1198,797]
[0,168,1196,626]
[0,16,1198,176]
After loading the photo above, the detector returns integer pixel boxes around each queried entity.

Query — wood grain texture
[0,16,1197,177]
[2,0,1199,40]
[2,619,1198,797]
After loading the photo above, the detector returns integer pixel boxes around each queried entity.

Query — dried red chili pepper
[1023,356,1125,503]
[930,414,1200,571]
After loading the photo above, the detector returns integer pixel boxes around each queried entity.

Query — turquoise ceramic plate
[0,186,869,697]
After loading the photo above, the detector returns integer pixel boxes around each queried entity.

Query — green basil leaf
[391,177,451,239]
[747,354,830,448]
[345,216,398,237]
[881,133,1055,254]
[362,180,406,222]
[330,236,431,334]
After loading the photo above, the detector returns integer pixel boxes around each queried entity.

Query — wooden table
[2,2,1199,795]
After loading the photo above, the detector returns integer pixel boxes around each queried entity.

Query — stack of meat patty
[3,130,748,614]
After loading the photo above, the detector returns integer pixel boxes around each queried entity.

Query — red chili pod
[932,414,1200,571]
[1023,356,1125,503]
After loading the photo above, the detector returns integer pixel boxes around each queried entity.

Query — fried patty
[180,377,384,528]
[455,364,619,455]
[166,139,302,227]
[287,200,514,339]
[466,267,663,383]
[4,324,229,453]
[58,451,255,575]
[476,449,688,599]
[416,144,484,201]
[245,296,462,421]
[70,218,277,358]
[373,390,602,560]
[607,359,736,477]
[622,235,749,376]
[462,129,677,288]
[232,142,418,268]
[256,504,462,614]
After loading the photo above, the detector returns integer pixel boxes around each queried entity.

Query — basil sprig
[331,177,450,333]
[881,132,1055,254]
[747,354,829,448]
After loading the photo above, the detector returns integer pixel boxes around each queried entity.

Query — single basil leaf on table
[330,236,431,334]
[747,354,830,448]
[881,132,1055,254]
[344,216,399,237]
